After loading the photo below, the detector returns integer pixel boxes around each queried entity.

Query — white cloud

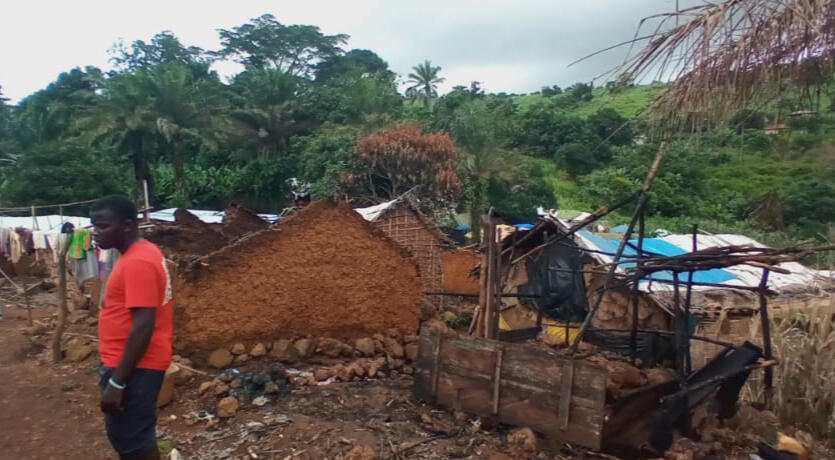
[0,0,680,103]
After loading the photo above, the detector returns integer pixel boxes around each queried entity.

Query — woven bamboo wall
[373,206,442,302]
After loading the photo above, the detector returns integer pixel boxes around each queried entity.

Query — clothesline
[0,198,99,212]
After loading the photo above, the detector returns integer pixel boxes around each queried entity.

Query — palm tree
[407,60,445,107]
[147,64,210,202]
[76,72,158,201]
[226,68,307,160]
[450,100,517,241]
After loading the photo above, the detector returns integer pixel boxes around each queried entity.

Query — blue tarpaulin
[578,230,736,283]
[610,224,629,234]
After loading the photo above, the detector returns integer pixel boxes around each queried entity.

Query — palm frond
[601,0,835,127]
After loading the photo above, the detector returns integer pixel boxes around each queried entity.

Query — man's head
[91,195,139,251]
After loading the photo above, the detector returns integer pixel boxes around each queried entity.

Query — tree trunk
[172,148,187,203]
[130,133,153,203]
[469,181,486,243]
[51,233,72,362]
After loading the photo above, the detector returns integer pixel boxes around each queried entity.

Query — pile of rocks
[205,326,439,371]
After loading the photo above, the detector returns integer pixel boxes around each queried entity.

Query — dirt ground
[1,284,830,460]
[0,307,111,459]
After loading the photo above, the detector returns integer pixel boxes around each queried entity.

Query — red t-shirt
[98,239,173,370]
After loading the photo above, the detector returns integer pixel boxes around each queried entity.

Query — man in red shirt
[91,195,173,460]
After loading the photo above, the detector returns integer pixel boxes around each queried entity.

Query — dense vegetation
[0,15,833,250]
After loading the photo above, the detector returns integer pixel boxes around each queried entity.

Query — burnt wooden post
[758,269,773,409]
[490,221,503,340]
[628,209,646,364]
[673,272,691,433]
[682,224,698,374]
[483,214,497,339]
[572,142,666,352]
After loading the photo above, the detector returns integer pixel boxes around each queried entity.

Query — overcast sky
[0,0,681,103]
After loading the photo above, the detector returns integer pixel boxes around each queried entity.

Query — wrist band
[108,377,126,390]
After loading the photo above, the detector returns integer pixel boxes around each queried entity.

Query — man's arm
[100,308,156,413]
[113,308,156,382]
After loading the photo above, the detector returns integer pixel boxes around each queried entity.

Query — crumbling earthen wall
[221,203,269,240]
[173,200,422,353]
[144,210,228,260]
[441,249,481,294]
[584,270,670,331]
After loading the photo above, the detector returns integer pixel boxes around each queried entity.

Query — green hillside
[513,83,666,118]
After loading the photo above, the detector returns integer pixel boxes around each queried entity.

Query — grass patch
[157,440,175,456]
[446,313,473,331]
[742,298,835,444]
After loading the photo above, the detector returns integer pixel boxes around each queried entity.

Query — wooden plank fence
[413,330,608,450]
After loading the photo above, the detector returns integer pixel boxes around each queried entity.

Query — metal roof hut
[494,211,834,364]
[356,197,451,305]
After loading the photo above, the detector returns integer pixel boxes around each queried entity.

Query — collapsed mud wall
[173,200,422,353]
[221,203,268,239]
[144,210,227,260]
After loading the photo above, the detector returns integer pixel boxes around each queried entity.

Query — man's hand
[100,384,124,414]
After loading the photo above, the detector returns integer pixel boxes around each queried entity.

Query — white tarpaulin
[0,215,90,231]
[149,208,280,224]
[354,200,400,222]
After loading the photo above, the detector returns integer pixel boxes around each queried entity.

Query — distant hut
[355,197,451,303]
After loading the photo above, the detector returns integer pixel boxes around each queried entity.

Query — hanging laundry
[68,228,92,259]
[0,227,10,259]
[9,231,22,263]
[98,248,118,279]
[75,249,99,284]
[15,227,35,255]
[45,232,62,263]
[32,230,49,250]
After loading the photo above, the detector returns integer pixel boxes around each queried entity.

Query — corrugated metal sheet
[570,228,827,296]
[662,234,829,294]
[575,230,736,285]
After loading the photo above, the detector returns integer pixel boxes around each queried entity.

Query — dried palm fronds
[594,0,835,128]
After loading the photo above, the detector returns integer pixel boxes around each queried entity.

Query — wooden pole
[571,143,666,352]
[673,272,692,434]
[683,224,698,374]
[629,208,646,364]
[759,269,774,409]
[22,264,33,327]
[473,211,492,337]
[490,223,502,340]
[483,214,497,339]
[51,233,71,362]
[143,179,151,224]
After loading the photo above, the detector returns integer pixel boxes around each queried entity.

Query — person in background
[91,195,173,460]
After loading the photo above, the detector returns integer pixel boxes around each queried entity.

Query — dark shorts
[98,366,165,456]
